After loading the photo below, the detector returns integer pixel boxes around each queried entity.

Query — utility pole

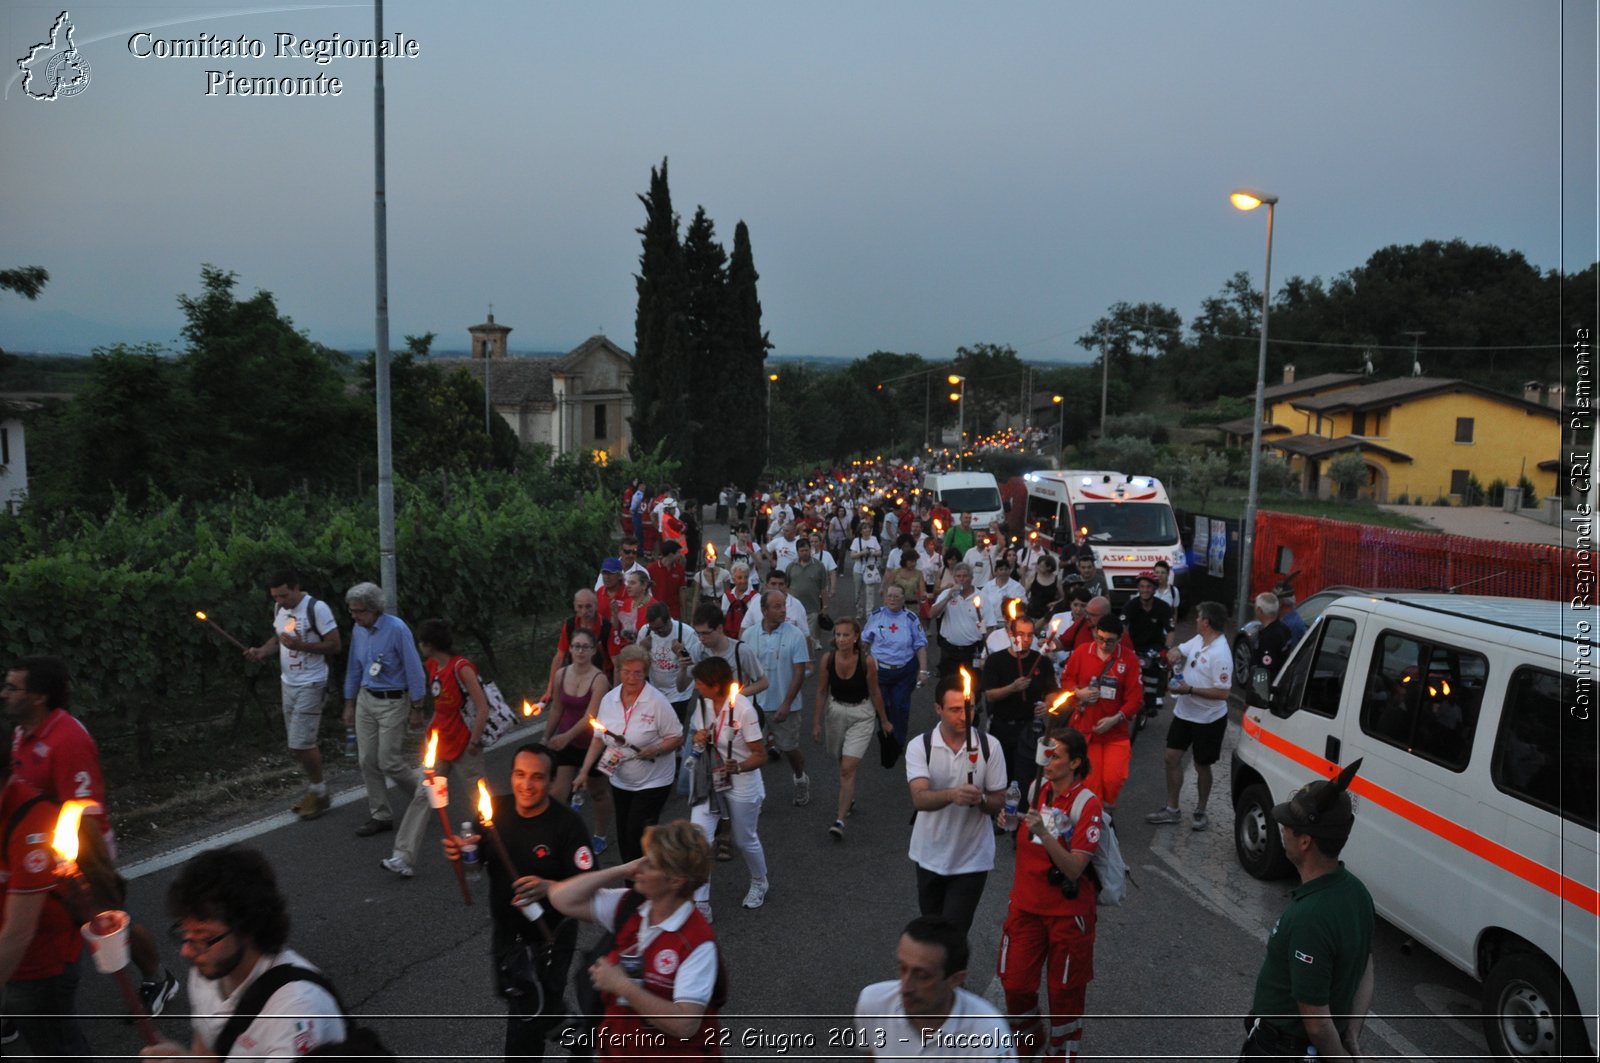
[1098,324,1110,436]
[372,0,397,605]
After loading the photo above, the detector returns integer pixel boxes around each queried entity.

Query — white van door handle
[1325,735,1341,762]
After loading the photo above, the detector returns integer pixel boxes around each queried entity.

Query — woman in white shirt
[685,656,769,918]
[575,645,683,865]
[850,518,884,618]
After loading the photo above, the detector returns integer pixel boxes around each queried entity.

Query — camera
[1046,865,1079,899]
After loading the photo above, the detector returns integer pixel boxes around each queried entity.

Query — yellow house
[1265,377,1560,503]
[1216,370,1364,447]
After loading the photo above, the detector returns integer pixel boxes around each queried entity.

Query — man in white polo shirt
[906,677,1008,935]
[1146,600,1233,831]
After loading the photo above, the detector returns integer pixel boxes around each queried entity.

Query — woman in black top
[1025,553,1063,622]
[811,617,890,841]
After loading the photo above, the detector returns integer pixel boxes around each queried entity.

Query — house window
[1351,412,1366,435]
[1450,470,1470,496]
[593,404,607,440]
[0,427,9,467]
[1455,417,1474,443]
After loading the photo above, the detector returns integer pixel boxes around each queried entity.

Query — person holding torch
[684,658,770,917]
[380,619,490,880]
[0,757,94,1058]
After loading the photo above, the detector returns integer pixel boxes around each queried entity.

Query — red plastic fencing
[1252,511,1585,602]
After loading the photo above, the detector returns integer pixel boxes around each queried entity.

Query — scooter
[1134,647,1166,739]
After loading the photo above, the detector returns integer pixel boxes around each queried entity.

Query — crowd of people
[2,459,1371,1062]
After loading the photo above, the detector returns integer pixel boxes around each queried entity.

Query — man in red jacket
[1057,615,1142,819]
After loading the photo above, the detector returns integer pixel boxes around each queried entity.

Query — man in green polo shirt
[1240,760,1375,1061]
[943,511,977,559]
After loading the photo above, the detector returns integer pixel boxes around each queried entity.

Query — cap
[600,557,624,573]
[1076,547,1096,563]
[1136,570,1158,587]
[1272,759,1362,841]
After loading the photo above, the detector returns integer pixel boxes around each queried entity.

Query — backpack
[450,657,517,749]
[723,588,756,633]
[211,963,392,1060]
[1068,787,1131,906]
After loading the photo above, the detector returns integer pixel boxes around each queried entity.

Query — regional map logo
[17,11,91,100]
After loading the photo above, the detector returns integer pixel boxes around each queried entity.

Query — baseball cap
[1136,571,1158,587]
[600,557,624,573]
[1272,760,1362,841]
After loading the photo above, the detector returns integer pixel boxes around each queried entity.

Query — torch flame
[424,730,439,771]
[959,666,972,702]
[933,518,943,533]
[521,699,540,717]
[705,542,717,564]
[52,800,93,862]
[589,718,608,735]
[194,611,207,621]
[476,779,494,827]
[1049,616,1064,635]
[283,617,297,634]
[1048,690,1074,715]
[1006,599,1020,621]
[728,682,740,707]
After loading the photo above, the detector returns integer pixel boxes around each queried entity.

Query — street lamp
[948,374,966,470]
[1231,186,1278,625]
[767,372,779,461]
[1052,394,1065,451]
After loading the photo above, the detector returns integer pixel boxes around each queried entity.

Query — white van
[1232,593,1597,1059]
[923,471,1005,528]
[1021,470,1185,602]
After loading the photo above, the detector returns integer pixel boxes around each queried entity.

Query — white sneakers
[793,774,811,807]
[741,879,769,909]
[380,854,415,878]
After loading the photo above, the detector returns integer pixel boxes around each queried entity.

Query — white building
[0,396,41,513]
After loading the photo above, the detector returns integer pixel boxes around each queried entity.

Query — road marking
[120,723,548,880]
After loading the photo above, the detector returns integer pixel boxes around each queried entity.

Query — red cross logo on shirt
[888,622,899,633]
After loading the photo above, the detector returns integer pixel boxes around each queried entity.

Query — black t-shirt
[980,649,1055,725]
[1121,597,1173,654]
[1253,620,1294,674]
[487,793,592,945]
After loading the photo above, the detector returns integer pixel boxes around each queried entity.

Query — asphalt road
[71,547,1494,1062]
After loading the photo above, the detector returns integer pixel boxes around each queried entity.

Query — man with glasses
[594,538,648,592]
[341,582,427,838]
[147,847,345,1059]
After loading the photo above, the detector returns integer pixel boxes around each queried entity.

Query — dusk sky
[2,1,1595,362]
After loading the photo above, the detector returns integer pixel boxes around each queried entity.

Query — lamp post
[1231,187,1278,625]
[767,372,779,461]
[948,374,966,470]
[1052,394,1065,452]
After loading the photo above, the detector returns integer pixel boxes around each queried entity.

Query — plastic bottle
[569,788,586,812]
[1003,781,1021,831]
[343,728,356,757]
[459,821,481,881]
[1170,668,1185,693]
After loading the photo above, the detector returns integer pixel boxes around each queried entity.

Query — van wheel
[1232,639,1252,689]
[1233,784,1292,879]
[1482,949,1587,1058]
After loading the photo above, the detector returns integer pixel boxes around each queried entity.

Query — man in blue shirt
[749,589,813,806]
[341,581,428,836]
[862,584,930,748]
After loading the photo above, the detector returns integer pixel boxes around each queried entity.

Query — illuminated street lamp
[1231,186,1278,625]
[767,372,780,459]
[948,374,966,470]
[1052,394,1065,450]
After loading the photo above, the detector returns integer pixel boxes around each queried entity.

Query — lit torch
[959,666,976,783]
[51,801,162,1045]
[590,717,644,752]
[421,730,472,905]
[1047,690,1075,717]
[705,542,717,567]
[521,699,543,717]
[194,610,248,652]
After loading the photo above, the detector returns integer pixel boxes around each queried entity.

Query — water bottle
[1003,781,1021,831]
[569,788,586,812]
[459,821,481,882]
[342,728,356,757]
[1170,668,1185,694]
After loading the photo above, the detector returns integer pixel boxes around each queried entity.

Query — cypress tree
[630,159,689,460]
[680,206,732,496]
[726,220,772,485]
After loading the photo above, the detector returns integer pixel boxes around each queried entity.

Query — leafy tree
[949,342,1027,436]
[178,265,363,496]
[1173,449,1228,509]
[1326,453,1367,501]
[357,332,517,479]
[1,265,49,373]
[1076,301,1183,395]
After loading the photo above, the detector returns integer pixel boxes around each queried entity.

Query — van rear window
[940,487,1002,513]
[1360,632,1487,772]
[1491,668,1598,832]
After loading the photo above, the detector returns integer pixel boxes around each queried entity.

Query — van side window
[1360,632,1487,772]
[1491,668,1598,831]
[1283,616,1356,718]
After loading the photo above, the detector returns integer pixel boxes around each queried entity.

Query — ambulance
[1232,593,1597,1059]
[1020,470,1185,602]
